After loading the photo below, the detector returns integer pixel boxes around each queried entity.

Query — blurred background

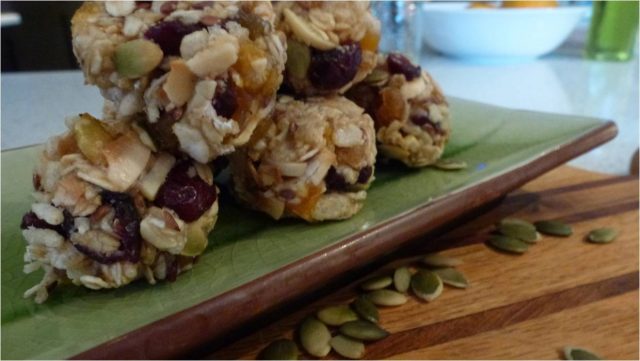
[1,0,638,174]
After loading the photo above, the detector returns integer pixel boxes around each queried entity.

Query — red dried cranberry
[410,112,445,135]
[324,167,348,191]
[357,166,373,184]
[159,1,177,15]
[387,53,421,81]
[98,191,143,263]
[308,43,362,90]
[278,189,296,200]
[212,81,237,119]
[144,20,205,56]
[135,1,152,10]
[21,209,74,238]
[154,161,217,222]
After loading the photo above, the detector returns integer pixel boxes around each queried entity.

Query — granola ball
[71,1,286,162]
[230,96,376,222]
[21,113,218,303]
[346,53,451,167]
[274,1,380,96]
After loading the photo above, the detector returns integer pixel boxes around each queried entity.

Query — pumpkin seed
[411,270,443,302]
[351,296,379,324]
[422,253,462,268]
[433,267,469,289]
[498,218,536,231]
[487,235,529,254]
[366,289,408,306]
[563,346,602,360]
[434,159,467,170]
[534,220,573,237]
[316,305,358,326]
[393,267,412,293]
[497,222,539,243]
[339,320,389,341]
[363,68,389,86]
[587,228,618,244]
[299,317,331,357]
[330,335,365,359]
[360,276,393,291]
[259,339,299,360]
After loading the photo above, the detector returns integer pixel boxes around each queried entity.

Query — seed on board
[316,305,359,326]
[299,317,331,357]
[563,346,602,360]
[487,235,529,254]
[360,276,393,291]
[432,267,469,289]
[351,295,379,324]
[497,222,539,243]
[330,335,366,359]
[433,159,467,170]
[366,289,408,306]
[587,228,618,244]
[422,253,463,268]
[393,267,412,293]
[339,320,390,341]
[411,269,443,302]
[258,339,299,360]
[498,218,536,231]
[534,220,573,237]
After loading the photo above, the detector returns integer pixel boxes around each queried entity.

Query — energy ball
[274,1,380,96]
[346,53,452,167]
[21,113,218,303]
[72,1,286,162]
[230,96,376,222]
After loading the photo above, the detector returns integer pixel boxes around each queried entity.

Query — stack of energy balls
[20,1,451,303]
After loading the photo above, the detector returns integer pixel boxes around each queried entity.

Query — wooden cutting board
[209,166,639,360]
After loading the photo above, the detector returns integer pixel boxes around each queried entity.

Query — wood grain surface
[209,166,639,360]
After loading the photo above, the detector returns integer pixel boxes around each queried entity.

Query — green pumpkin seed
[411,270,443,302]
[498,218,536,231]
[360,276,393,291]
[285,39,311,80]
[363,68,389,86]
[316,305,359,326]
[299,317,331,357]
[534,220,573,237]
[432,267,469,289]
[366,289,408,306]
[487,235,529,254]
[330,335,365,359]
[259,339,299,360]
[434,159,467,170]
[587,228,618,244]
[339,320,389,341]
[563,346,602,360]
[351,296,379,324]
[422,253,463,268]
[393,267,412,293]
[497,222,539,243]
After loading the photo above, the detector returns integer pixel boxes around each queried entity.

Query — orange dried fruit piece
[287,184,323,221]
[360,29,380,53]
[376,87,405,127]
[73,113,113,166]
[233,39,269,93]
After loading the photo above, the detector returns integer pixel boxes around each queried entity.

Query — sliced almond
[139,153,176,200]
[283,8,336,51]
[163,60,197,107]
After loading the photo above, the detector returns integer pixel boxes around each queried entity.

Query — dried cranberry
[278,189,296,201]
[308,43,362,90]
[357,166,373,184]
[387,53,421,81]
[324,167,348,191]
[144,20,205,56]
[21,209,74,238]
[410,112,445,135]
[155,161,217,222]
[159,1,177,15]
[135,1,152,10]
[212,82,237,119]
[99,191,143,263]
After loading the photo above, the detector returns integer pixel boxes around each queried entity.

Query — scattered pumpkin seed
[534,220,573,237]
[259,339,299,360]
[487,235,529,254]
[563,346,602,360]
[434,159,468,170]
[316,305,359,326]
[330,335,365,359]
[422,253,463,267]
[366,289,408,306]
[299,317,331,357]
[339,320,390,341]
[587,228,618,244]
[360,276,393,291]
[432,267,469,289]
[498,218,536,231]
[393,267,412,293]
[411,270,443,302]
[497,222,539,243]
[351,296,379,324]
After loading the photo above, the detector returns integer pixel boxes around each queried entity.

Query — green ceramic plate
[1,98,616,359]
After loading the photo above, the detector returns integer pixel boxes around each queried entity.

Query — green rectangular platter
[1,98,616,359]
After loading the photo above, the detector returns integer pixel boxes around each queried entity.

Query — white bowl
[420,3,587,62]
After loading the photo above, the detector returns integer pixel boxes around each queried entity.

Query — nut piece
[115,39,164,79]
[186,35,239,78]
[139,153,176,201]
[283,8,336,51]
[140,207,187,254]
[163,60,197,107]
[105,1,135,17]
